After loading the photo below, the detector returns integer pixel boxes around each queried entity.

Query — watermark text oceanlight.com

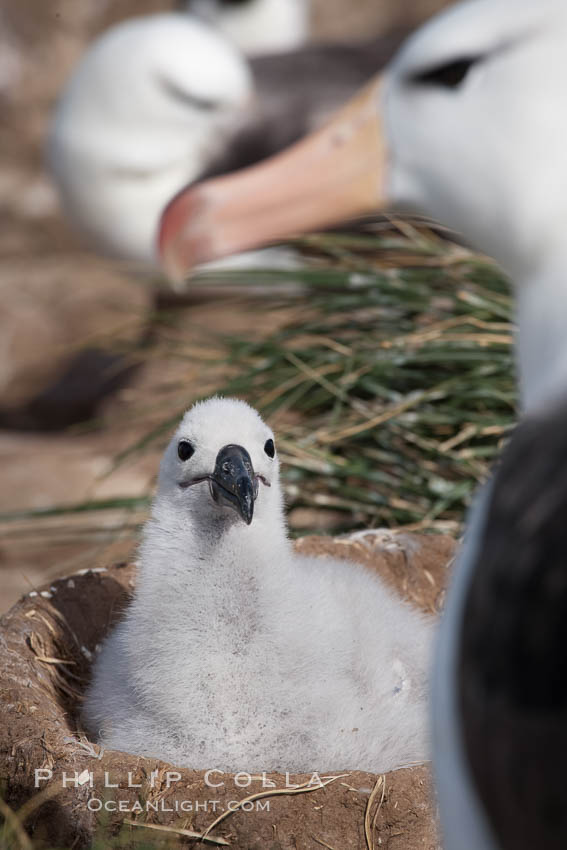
[86,798,270,813]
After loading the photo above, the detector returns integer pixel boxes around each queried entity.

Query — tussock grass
[208,222,516,533]
[0,221,517,542]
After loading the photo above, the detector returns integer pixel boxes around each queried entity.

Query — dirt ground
[0,0,452,614]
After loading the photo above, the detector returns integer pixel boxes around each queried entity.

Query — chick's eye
[409,55,482,89]
[178,440,195,461]
[264,439,275,459]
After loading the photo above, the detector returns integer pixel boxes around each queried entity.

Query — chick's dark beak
[209,444,258,525]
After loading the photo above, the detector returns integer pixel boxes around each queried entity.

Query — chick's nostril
[239,477,253,497]
[237,477,255,525]
[211,444,257,524]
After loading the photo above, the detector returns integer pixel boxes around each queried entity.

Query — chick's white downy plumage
[84,397,432,772]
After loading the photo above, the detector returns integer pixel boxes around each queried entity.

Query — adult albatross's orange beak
[159,76,388,282]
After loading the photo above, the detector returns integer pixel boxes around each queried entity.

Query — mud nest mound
[0,530,455,849]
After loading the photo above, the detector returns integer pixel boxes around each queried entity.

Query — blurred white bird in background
[47,0,310,269]
[46,14,254,270]
[45,5,404,272]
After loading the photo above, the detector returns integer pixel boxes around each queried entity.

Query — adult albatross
[158,1,567,847]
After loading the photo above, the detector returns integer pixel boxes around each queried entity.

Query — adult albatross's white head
[161,0,567,412]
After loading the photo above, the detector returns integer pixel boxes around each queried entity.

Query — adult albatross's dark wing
[189,31,409,180]
[459,400,567,850]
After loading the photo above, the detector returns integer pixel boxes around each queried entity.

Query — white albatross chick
[84,397,433,772]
